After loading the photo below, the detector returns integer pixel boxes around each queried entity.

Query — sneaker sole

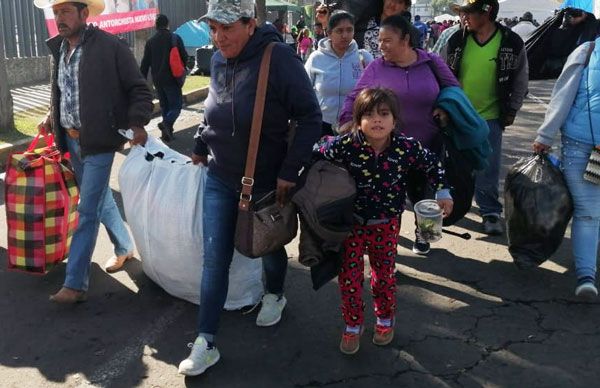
[340,343,360,355]
[412,247,430,255]
[575,289,598,299]
[484,230,503,236]
[372,331,394,346]
[483,225,503,235]
[178,353,220,376]
[256,314,282,327]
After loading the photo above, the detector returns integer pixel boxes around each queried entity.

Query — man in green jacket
[441,0,528,235]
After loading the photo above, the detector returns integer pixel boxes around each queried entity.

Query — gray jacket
[292,160,356,290]
[535,42,593,146]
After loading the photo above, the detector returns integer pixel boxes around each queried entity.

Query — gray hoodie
[304,38,373,126]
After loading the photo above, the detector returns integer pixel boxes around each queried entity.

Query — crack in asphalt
[293,372,399,387]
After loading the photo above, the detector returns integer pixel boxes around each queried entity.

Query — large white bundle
[118,137,263,309]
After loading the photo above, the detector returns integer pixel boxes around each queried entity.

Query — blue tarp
[174,21,211,48]
[560,0,594,12]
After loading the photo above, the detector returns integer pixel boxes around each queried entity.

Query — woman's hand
[191,153,208,166]
[437,199,454,218]
[432,108,449,128]
[37,113,52,135]
[130,126,148,146]
[532,141,551,154]
[276,178,296,207]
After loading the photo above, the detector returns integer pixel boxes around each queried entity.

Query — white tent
[497,0,562,20]
[434,13,459,22]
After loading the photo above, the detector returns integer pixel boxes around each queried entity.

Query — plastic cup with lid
[414,199,443,243]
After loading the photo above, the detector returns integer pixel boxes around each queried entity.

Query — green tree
[431,0,455,15]
[0,31,15,133]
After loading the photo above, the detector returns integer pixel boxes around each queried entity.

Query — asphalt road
[2,80,599,388]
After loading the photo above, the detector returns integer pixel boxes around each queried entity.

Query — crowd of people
[31,0,600,380]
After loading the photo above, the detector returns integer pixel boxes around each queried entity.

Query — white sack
[118,137,263,309]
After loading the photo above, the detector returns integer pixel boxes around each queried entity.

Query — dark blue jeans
[198,172,288,339]
[155,84,182,127]
[475,119,504,218]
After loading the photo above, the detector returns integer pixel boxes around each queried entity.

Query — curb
[0,86,209,171]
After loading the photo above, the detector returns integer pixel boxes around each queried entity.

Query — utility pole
[256,0,267,25]
[0,28,15,133]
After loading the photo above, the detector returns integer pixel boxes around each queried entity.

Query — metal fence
[157,0,207,31]
[0,0,207,59]
[1,0,49,58]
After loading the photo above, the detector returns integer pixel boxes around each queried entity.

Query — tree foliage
[431,0,455,15]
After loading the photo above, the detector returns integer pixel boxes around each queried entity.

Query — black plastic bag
[504,154,573,268]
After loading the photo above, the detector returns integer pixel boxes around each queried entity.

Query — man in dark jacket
[141,14,188,141]
[35,0,153,303]
[441,0,528,235]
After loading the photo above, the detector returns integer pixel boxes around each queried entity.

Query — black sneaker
[412,233,430,255]
[482,215,503,235]
[158,122,172,142]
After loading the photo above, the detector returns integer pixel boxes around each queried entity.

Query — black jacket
[47,26,153,156]
[140,29,188,87]
[441,23,529,123]
[194,25,322,192]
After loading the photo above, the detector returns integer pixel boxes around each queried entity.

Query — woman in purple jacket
[339,14,459,255]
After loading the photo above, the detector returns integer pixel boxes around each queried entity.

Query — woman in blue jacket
[304,10,373,136]
[533,37,600,299]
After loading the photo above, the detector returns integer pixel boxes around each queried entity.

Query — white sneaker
[575,282,598,299]
[178,336,220,376]
[256,293,287,327]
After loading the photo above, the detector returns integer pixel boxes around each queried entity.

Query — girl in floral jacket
[314,88,453,354]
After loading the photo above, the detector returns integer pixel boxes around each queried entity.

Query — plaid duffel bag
[5,134,79,274]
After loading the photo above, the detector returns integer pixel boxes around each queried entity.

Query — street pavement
[1,80,600,388]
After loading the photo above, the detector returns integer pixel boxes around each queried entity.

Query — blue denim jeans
[65,137,134,291]
[475,119,504,218]
[156,84,183,128]
[561,136,600,280]
[198,172,288,340]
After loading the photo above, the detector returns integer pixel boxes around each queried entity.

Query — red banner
[44,8,158,37]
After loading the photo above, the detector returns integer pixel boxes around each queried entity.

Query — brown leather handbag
[234,43,298,258]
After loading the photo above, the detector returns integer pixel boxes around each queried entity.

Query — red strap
[51,161,73,263]
[27,132,55,152]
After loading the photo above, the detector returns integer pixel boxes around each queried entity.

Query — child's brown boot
[340,327,363,355]
[373,324,394,346]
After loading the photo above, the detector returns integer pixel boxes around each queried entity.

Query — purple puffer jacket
[339,49,459,151]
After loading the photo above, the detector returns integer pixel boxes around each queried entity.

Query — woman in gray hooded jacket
[305,10,373,136]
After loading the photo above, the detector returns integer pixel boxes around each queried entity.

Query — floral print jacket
[314,131,449,220]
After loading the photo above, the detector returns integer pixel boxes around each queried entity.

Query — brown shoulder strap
[239,42,276,210]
